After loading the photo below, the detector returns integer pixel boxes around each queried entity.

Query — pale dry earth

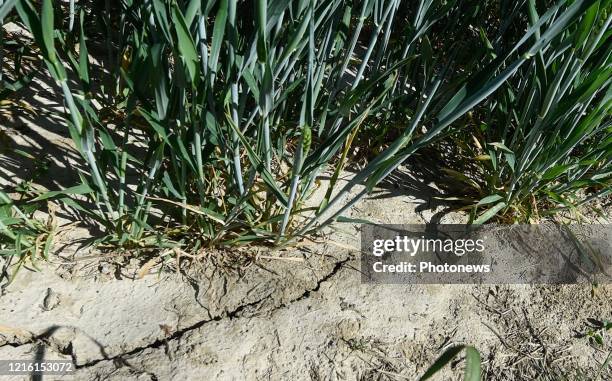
[0,189,610,380]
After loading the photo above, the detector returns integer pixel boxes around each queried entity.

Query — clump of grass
[0,0,604,255]
[436,0,611,223]
[0,190,56,285]
[0,137,57,283]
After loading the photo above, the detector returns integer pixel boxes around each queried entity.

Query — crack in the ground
[275,254,352,309]
[73,254,352,370]
[0,254,352,372]
[72,292,274,370]
[0,327,78,370]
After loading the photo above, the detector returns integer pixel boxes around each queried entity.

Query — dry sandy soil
[1,29,611,380]
[0,184,611,380]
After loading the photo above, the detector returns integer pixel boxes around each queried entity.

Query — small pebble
[42,287,60,311]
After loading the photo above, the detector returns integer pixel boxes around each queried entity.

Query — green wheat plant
[444,0,611,223]
[0,0,604,253]
[0,189,56,285]
[2,0,462,249]
[1,1,53,270]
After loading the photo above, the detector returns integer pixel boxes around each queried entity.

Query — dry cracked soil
[0,192,611,380]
